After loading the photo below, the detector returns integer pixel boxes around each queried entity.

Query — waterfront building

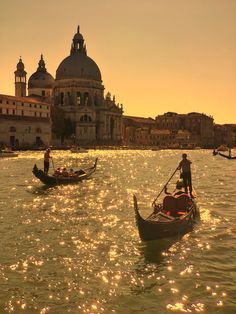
[122,116,155,146]
[214,124,236,148]
[52,26,123,145]
[0,58,51,148]
[155,112,214,147]
[0,94,51,148]
[0,26,123,148]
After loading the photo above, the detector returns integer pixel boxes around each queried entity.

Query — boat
[217,145,229,152]
[218,152,236,160]
[0,149,18,157]
[33,158,98,185]
[70,147,88,153]
[133,193,199,241]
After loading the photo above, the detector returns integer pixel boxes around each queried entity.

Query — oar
[152,166,179,207]
[51,157,55,172]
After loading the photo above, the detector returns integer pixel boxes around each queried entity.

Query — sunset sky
[0,0,235,124]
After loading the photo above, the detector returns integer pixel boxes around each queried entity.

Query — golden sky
[0,0,235,124]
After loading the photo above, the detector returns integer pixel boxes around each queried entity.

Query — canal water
[0,150,235,314]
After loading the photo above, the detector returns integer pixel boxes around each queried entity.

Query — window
[76,92,81,105]
[80,114,92,122]
[6,109,9,114]
[42,90,45,96]
[21,110,24,116]
[60,92,64,105]
[9,126,16,132]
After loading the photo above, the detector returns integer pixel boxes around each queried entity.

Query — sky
[0,0,235,124]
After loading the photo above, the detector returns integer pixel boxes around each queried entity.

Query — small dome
[28,71,54,88]
[28,55,54,88]
[56,53,102,81]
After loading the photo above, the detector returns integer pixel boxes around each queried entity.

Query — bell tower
[14,57,27,97]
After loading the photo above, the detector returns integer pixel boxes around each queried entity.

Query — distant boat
[32,158,98,185]
[217,145,229,152]
[70,147,88,153]
[0,149,18,158]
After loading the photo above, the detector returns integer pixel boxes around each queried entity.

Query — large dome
[55,26,102,82]
[56,54,102,81]
[28,55,54,88]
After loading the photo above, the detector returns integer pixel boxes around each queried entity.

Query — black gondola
[133,194,200,241]
[218,152,236,159]
[33,158,98,185]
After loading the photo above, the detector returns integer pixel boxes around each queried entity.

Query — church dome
[28,55,54,88]
[56,54,102,81]
[56,26,102,82]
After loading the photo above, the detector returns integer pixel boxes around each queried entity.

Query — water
[0,150,235,314]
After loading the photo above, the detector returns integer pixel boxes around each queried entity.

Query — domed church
[53,26,123,145]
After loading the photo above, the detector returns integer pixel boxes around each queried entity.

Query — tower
[14,57,27,97]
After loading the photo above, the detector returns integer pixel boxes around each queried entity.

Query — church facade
[53,26,123,145]
[0,26,123,148]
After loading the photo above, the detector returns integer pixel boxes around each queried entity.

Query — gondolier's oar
[51,157,55,172]
[152,166,179,207]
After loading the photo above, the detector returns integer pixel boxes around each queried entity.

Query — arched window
[80,114,92,122]
[36,127,42,134]
[77,92,81,105]
[9,126,16,132]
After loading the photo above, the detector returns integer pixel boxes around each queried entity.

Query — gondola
[133,193,200,241]
[33,158,98,185]
[218,152,236,160]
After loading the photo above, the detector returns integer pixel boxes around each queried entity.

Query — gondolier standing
[178,153,194,198]
[44,148,51,174]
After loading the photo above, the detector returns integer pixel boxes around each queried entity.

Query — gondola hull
[218,152,236,159]
[33,158,98,185]
[133,195,199,241]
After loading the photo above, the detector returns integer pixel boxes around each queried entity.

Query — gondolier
[44,148,51,174]
[178,153,194,198]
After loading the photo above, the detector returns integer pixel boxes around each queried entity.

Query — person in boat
[69,168,77,177]
[44,148,51,174]
[164,179,185,196]
[178,153,194,198]
[62,167,69,177]
[54,167,61,176]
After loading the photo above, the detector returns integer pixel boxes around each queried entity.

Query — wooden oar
[51,157,55,172]
[152,166,179,207]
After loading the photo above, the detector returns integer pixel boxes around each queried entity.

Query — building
[122,116,155,146]
[52,26,123,145]
[0,26,124,148]
[155,112,214,147]
[0,58,51,148]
